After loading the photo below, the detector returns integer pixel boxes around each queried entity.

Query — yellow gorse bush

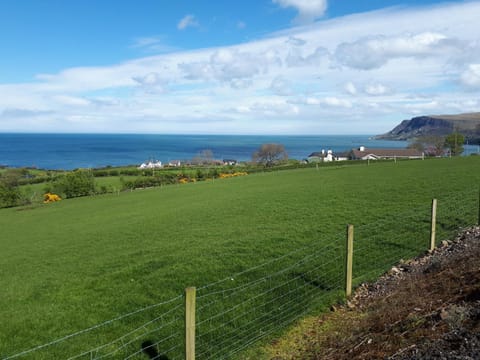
[43,193,62,203]
[218,172,248,179]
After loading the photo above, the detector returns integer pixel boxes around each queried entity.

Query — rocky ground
[267,226,480,359]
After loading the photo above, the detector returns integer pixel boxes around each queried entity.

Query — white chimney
[359,146,365,151]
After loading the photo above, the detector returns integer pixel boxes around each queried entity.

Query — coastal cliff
[375,113,480,144]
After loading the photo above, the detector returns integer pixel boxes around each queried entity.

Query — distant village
[138,146,425,169]
[138,158,239,169]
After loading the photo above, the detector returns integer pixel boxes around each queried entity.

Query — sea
[0,133,478,170]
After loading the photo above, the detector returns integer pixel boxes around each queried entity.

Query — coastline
[1,133,411,170]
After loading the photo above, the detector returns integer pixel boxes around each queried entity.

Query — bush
[49,170,96,198]
[0,182,22,208]
[0,169,29,208]
[43,193,62,203]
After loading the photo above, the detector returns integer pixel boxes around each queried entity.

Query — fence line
[3,187,478,360]
[3,295,184,360]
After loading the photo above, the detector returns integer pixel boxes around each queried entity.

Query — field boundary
[3,187,479,360]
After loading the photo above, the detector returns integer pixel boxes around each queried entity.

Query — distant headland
[374,112,480,144]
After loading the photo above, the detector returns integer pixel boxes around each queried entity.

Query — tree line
[7,135,471,209]
[408,132,466,156]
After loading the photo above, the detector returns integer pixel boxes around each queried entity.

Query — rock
[440,309,449,320]
[390,266,401,275]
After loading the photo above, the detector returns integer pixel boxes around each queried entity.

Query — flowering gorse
[43,193,61,203]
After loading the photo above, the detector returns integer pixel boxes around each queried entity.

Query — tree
[0,168,27,187]
[444,132,465,156]
[252,143,288,167]
[408,135,445,157]
[49,170,96,198]
[0,181,21,208]
[192,149,214,165]
[0,169,27,208]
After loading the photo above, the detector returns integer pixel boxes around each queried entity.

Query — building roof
[308,152,325,157]
[352,148,423,159]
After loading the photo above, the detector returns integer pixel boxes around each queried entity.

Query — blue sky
[0,0,479,134]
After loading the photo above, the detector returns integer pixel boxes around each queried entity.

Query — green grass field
[1,157,479,359]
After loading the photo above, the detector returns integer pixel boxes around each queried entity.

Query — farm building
[223,159,238,166]
[138,160,162,169]
[308,149,350,162]
[350,146,424,160]
[168,160,182,167]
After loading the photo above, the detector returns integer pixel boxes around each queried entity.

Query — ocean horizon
[2,132,475,170]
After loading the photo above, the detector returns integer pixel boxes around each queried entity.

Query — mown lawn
[0,157,479,359]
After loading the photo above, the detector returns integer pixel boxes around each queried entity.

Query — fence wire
[3,188,478,359]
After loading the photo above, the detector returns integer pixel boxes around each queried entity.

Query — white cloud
[270,76,293,96]
[250,99,300,116]
[322,97,352,108]
[53,95,91,106]
[178,48,282,85]
[230,78,253,89]
[285,46,328,67]
[286,36,306,47]
[364,83,390,96]
[130,36,177,53]
[2,1,480,134]
[177,14,199,30]
[335,32,461,70]
[460,64,480,90]
[132,72,169,93]
[0,108,53,118]
[344,82,357,95]
[405,100,440,114]
[273,0,327,24]
[296,96,352,108]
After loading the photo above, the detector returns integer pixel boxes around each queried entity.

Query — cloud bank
[1,2,480,134]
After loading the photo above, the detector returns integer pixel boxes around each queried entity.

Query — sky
[0,0,479,135]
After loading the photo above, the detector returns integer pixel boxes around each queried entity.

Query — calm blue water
[1,133,474,170]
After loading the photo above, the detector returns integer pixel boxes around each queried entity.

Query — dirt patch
[267,226,480,359]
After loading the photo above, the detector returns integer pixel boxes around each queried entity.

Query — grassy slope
[263,227,480,359]
[0,157,479,358]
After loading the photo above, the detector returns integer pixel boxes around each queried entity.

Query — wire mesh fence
[3,187,478,359]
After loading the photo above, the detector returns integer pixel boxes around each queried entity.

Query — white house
[223,159,238,166]
[168,160,182,167]
[307,149,349,162]
[138,160,163,169]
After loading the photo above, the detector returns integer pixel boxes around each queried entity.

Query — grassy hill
[1,157,479,359]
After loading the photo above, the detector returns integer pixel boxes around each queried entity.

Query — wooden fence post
[430,199,437,251]
[478,186,480,226]
[345,224,354,297]
[185,287,196,360]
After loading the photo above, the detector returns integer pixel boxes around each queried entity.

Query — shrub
[49,170,96,198]
[218,172,248,179]
[0,182,21,208]
[43,193,62,203]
